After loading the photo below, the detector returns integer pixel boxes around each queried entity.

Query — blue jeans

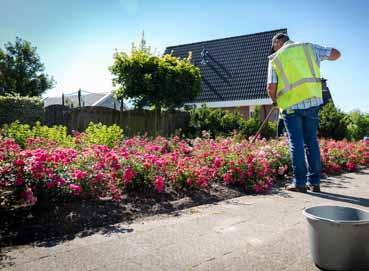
[282,106,321,186]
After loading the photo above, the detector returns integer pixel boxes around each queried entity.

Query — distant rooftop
[43,91,108,107]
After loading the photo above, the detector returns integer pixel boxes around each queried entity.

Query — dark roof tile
[164,28,287,103]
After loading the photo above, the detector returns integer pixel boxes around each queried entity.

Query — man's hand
[328,48,341,60]
[267,83,277,104]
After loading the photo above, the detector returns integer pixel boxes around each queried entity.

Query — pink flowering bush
[1,131,368,209]
[320,139,369,174]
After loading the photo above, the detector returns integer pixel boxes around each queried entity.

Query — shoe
[285,184,307,193]
[307,184,321,192]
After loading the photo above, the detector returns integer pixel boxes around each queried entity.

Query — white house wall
[184,98,273,108]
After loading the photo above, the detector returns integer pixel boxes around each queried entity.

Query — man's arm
[267,61,278,104]
[328,48,341,60]
[267,83,277,104]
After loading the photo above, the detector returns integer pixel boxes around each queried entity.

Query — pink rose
[20,187,37,206]
[213,156,222,168]
[123,167,135,184]
[154,176,164,193]
[15,176,24,186]
[186,178,193,186]
[15,159,26,167]
[69,184,82,195]
[223,172,232,184]
[72,169,87,181]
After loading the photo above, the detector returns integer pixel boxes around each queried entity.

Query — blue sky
[1,0,368,112]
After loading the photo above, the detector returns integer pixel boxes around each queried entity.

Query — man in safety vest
[267,33,341,193]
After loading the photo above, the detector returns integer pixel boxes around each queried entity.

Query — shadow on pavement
[308,191,369,208]
[0,200,136,249]
[0,184,246,249]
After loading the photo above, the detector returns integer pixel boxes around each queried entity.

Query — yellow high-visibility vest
[269,43,322,110]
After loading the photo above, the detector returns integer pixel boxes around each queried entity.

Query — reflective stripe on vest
[269,43,322,109]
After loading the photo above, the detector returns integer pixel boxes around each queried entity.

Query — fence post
[78,89,81,108]
[62,93,65,106]
[120,99,124,112]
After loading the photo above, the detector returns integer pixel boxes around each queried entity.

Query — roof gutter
[184,98,273,108]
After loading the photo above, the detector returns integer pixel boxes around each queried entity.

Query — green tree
[0,37,55,96]
[110,35,201,112]
[131,31,152,55]
[346,110,369,140]
[318,101,348,140]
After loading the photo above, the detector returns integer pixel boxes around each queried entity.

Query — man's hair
[273,33,290,44]
[270,33,290,54]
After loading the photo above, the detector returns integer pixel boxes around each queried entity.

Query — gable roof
[164,28,287,105]
[43,92,107,107]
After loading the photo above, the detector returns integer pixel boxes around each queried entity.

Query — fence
[44,105,190,137]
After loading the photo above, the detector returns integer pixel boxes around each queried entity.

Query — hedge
[0,95,44,126]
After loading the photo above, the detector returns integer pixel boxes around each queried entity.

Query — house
[164,28,288,120]
[43,90,128,111]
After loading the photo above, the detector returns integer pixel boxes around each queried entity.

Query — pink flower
[247,164,253,178]
[278,165,287,175]
[120,148,130,158]
[186,178,193,186]
[346,161,356,171]
[123,167,135,184]
[15,176,24,186]
[46,181,56,189]
[213,156,222,168]
[57,177,66,185]
[15,159,26,167]
[72,169,87,181]
[69,184,82,195]
[20,187,37,206]
[93,172,104,184]
[223,172,232,184]
[254,184,263,193]
[154,176,164,192]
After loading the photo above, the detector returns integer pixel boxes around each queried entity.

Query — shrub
[0,95,43,126]
[318,102,348,140]
[1,121,73,148]
[1,121,124,149]
[80,122,124,148]
[187,105,245,138]
[346,110,369,141]
[241,117,259,138]
[1,121,33,148]
[240,106,276,139]
[261,121,277,139]
[1,130,368,209]
[187,105,277,139]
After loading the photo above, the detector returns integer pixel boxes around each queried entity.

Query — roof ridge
[165,28,287,50]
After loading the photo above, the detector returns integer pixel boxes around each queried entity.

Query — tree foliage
[0,95,43,126]
[110,34,201,112]
[318,101,349,140]
[0,37,55,97]
[346,110,369,140]
[187,104,276,139]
